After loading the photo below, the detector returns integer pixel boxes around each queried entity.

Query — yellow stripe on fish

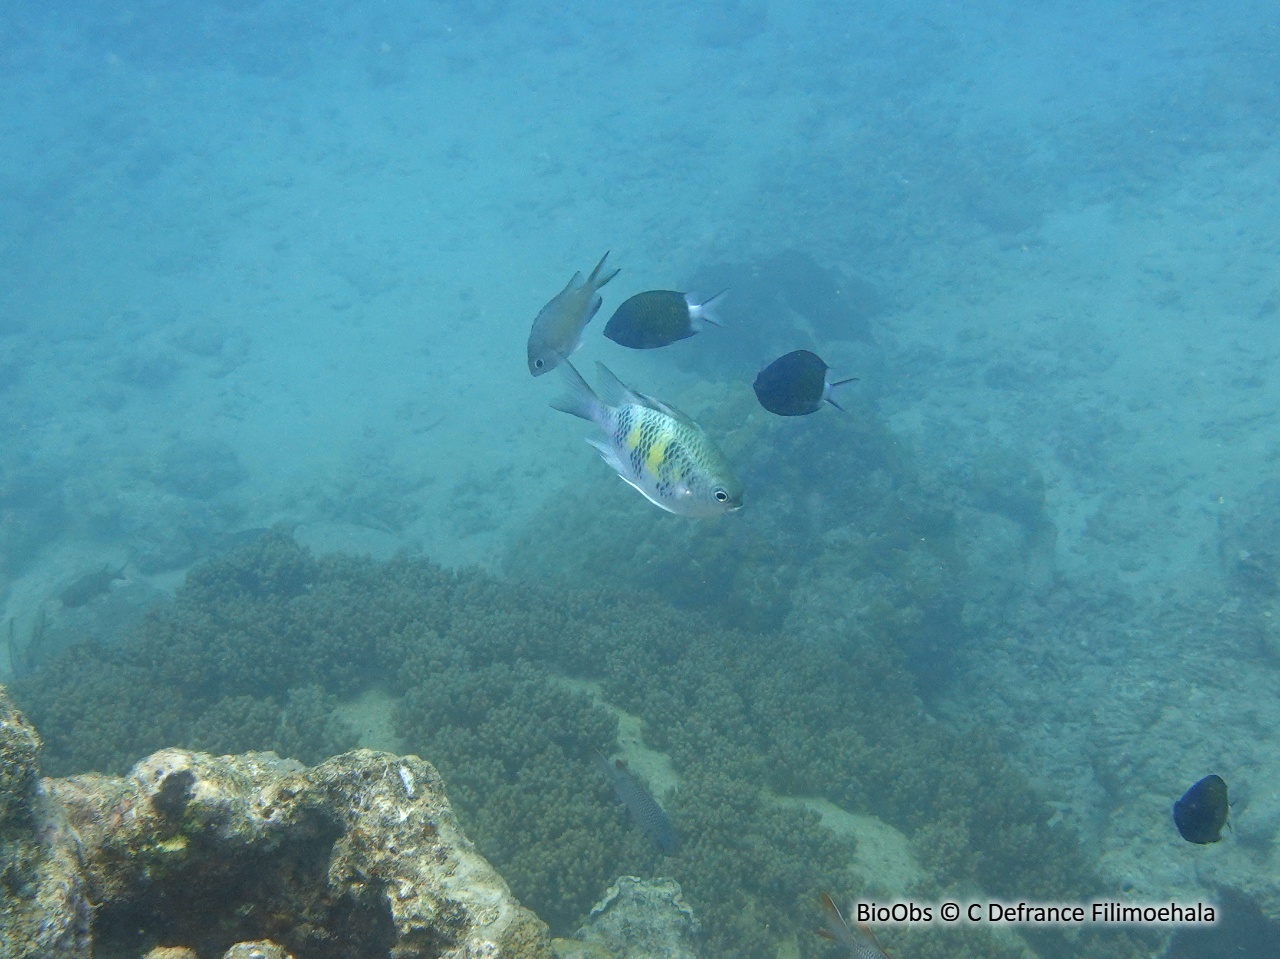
[644,433,671,477]
[551,361,743,518]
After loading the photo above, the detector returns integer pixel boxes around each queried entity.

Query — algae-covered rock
[0,688,40,825]
[0,686,92,959]
[576,877,700,959]
[0,681,92,957]
[222,941,294,959]
[145,947,200,959]
[0,686,551,959]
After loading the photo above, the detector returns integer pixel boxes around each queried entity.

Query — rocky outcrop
[0,686,553,959]
[575,877,699,959]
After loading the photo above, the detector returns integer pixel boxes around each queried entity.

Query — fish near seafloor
[552,360,743,518]
[1173,774,1229,844]
[817,894,891,959]
[527,252,620,376]
[597,752,680,855]
[753,349,857,416]
[59,564,126,608]
[603,289,725,349]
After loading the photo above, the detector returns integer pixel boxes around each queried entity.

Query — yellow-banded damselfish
[552,361,742,517]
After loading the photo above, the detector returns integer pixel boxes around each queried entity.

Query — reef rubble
[0,686,553,959]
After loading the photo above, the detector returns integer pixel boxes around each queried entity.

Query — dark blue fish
[59,564,126,607]
[604,290,724,349]
[1174,774,1229,844]
[752,350,857,416]
[597,752,680,855]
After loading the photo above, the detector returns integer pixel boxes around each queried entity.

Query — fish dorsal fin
[593,363,706,433]
[639,392,701,430]
[560,271,585,296]
[593,362,647,408]
[627,387,708,433]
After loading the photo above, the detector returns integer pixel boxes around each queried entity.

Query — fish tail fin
[856,921,891,956]
[824,377,859,411]
[688,289,727,329]
[819,893,847,932]
[550,360,603,424]
[818,894,891,956]
[587,251,621,291]
[593,748,618,779]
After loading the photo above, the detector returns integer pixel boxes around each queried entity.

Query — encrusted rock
[0,692,40,824]
[0,685,552,959]
[576,877,699,959]
[0,691,91,958]
[145,948,199,959]
[222,941,294,959]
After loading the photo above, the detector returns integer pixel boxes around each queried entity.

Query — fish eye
[714,488,728,502]
[534,358,544,369]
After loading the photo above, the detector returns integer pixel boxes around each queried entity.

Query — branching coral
[11,530,1156,959]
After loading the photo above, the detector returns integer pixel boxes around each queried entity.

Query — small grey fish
[753,350,857,416]
[552,360,743,517]
[597,752,680,856]
[527,252,620,376]
[603,289,725,349]
[818,894,891,959]
[59,564,126,608]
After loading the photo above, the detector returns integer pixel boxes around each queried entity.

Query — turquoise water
[3,2,1280,956]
